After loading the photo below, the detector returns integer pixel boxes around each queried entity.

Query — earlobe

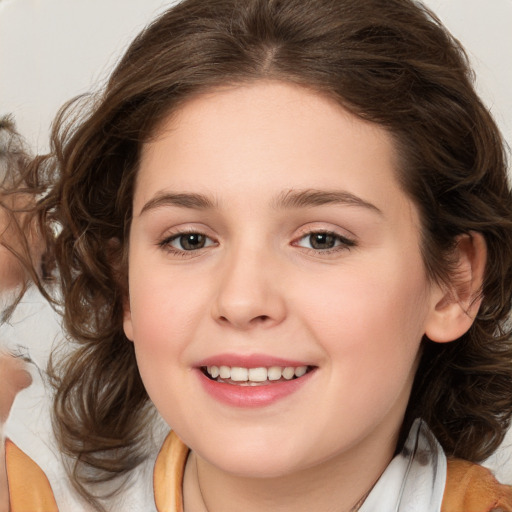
[425,232,487,343]
[106,237,134,341]
[123,303,134,342]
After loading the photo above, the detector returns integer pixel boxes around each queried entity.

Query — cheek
[126,263,210,379]
[126,272,218,432]
[293,266,428,439]
[298,256,429,377]
[0,247,25,290]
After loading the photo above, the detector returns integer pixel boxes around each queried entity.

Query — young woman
[3,0,512,510]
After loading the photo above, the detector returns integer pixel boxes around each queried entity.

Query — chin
[193,434,310,479]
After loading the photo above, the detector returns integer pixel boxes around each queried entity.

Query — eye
[160,232,216,252]
[295,231,355,251]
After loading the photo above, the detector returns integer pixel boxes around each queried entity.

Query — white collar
[360,419,446,512]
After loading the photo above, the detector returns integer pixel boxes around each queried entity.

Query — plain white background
[0,0,511,152]
[0,0,511,492]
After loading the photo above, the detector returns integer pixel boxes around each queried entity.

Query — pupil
[310,233,335,249]
[181,233,205,250]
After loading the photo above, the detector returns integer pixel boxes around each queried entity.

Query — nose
[211,244,287,330]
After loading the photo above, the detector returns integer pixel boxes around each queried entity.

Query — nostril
[218,314,270,325]
[253,315,270,323]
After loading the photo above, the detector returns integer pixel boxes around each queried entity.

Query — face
[0,206,25,290]
[125,82,442,478]
[0,190,42,292]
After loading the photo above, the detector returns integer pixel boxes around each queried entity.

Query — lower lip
[197,369,315,408]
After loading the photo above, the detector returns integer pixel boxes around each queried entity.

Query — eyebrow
[272,188,383,214]
[139,188,382,216]
[140,192,217,215]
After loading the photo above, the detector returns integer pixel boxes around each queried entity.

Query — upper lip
[196,353,313,368]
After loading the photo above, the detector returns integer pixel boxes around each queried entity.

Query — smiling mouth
[201,365,315,386]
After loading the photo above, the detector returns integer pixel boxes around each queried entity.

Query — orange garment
[153,430,189,512]
[5,432,512,512]
[443,458,512,512]
[5,439,58,512]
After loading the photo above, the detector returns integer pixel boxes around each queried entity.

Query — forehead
[135,81,413,222]
[143,81,395,164]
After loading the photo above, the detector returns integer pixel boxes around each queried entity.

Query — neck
[183,437,393,512]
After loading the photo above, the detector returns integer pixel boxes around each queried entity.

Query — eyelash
[158,230,217,257]
[293,230,356,254]
[157,229,356,257]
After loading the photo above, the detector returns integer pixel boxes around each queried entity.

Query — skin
[0,184,44,292]
[0,205,26,291]
[124,81,484,512]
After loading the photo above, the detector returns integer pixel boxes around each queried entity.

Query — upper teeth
[206,365,308,382]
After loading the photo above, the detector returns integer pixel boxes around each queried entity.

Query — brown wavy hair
[11,0,512,507]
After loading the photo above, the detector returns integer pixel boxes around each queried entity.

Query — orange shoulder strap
[153,431,189,512]
[442,458,512,512]
[5,439,59,512]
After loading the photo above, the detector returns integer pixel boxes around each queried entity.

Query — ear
[106,237,134,342]
[123,299,134,342]
[425,232,487,343]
